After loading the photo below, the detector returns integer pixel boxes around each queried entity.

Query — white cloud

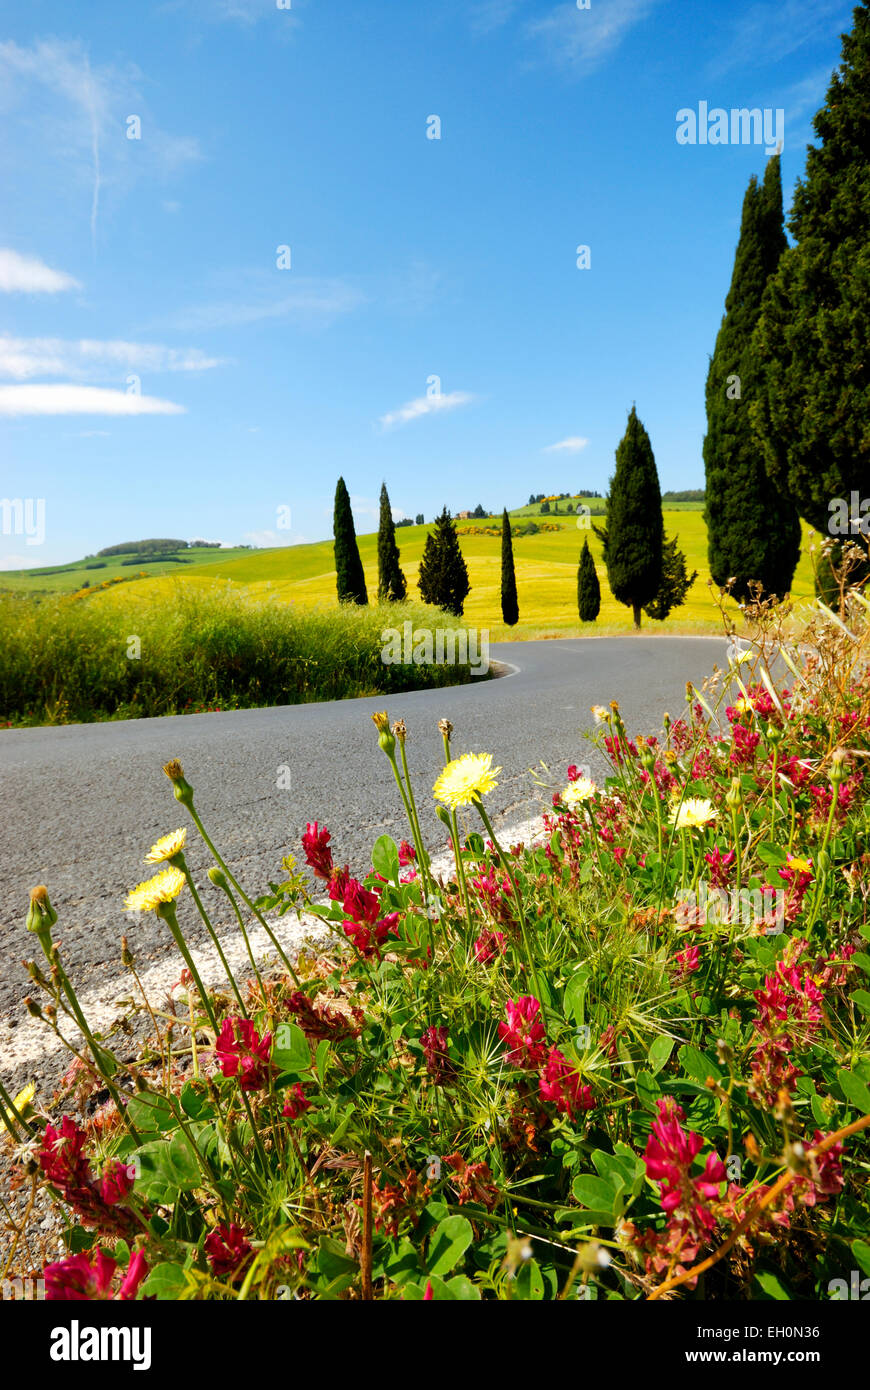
[0,335,223,381]
[165,277,365,332]
[0,552,43,571]
[0,249,81,294]
[470,0,524,35]
[708,0,849,76]
[544,436,589,453]
[0,385,185,416]
[526,0,659,74]
[379,390,475,430]
[0,39,202,248]
[243,529,309,547]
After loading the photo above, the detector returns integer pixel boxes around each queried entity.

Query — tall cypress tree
[577,537,601,622]
[594,407,663,630]
[377,482,406,602]
[418,508,470,616]
[750,4,870,548]
[500,509,519,626]
[644,531,698,621]
[333,476,367,605]
[704,156,800,601]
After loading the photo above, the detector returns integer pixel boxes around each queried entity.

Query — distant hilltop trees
[96,539,221,557]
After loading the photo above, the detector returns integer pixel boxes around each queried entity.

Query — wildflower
[561,777,597,808]
[45,1247,148,1302]
[26,884,57,948]
[538,1047,594,1120]
[341,876,400,958]
[433,753,501,810]
[419,1026,454,1084]
[214,1016,274,1091]
[286,990,363,1042]
[444,1152,500,1210]
[398,839,416,866]
[123,866,186,914]
[144,829,186,864]
[39,1118,137,1239]
[498,996,547,1067]
[282,1083,312,1121]
[591,705,609,723]
[301,822,334,879]
[669,798,717,831]
[704,846,735,888]
[471,865,514,927]
[205,1223,254,1282]
[644,1097,725,1232]
[99,1160,135,1206]
[370,1169,428,1237]
[473,928,506,964]
[371,710,396,757]
[423,1280,434,1300]
[162,758,194,806]
[674,944,701,978]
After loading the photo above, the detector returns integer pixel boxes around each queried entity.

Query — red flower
[282,1083,312,1121]
[286,989,363,1041]
[420,1025,453,1083]
[538,1047,594,1119]
[498,996,547,1066]
[644,1098,725,1233]
[444,1152,500,1210]
[99,1159,135,1206]
[398,840,417,866]
[205,1223,254,1281]
[215,1016,274,1091]
[674,944,701,978]
[302,821,334,879]
[423,1279,434,1300]
[341,876,400,958]
[119,1250,149,1300]
[38,1117,137,1239]
[473,928,506,964]
[44,1248,148,1302]
[39,1116,90,1190]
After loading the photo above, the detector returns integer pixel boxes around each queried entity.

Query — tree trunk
[632,602,642,630]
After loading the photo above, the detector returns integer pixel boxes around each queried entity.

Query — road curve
[0,636,724,1084]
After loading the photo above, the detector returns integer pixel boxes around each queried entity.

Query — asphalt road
[0,636,724,1087]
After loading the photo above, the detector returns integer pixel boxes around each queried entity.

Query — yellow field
[92,512,820,640]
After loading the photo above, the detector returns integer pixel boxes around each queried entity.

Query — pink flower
[538,1047,594,1119]
[423,1279,434,1300]
[302,822,334,879]
[498,996,547,1067]
[45,1250,117,1301]
[473,928,506,964]
[704,846,735,889]
[282,1083,312,1121]
[99,1159,135,1206]
[674,944,701,978]
[340,877,400,958]
[119,1249,149,1300]
[398,840,417,866]
[419,1026,453,1083]
[205,1223,254,1281]
[644,1098,725,1233]
[215,1016,274,1091]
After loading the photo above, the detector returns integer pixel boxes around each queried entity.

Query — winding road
[0,636,724,1091]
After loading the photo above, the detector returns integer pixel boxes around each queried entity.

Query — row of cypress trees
[704,2,870,598]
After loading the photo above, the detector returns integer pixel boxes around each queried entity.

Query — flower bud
[392,719,407,746]
[829,749,847,785]
[23,996,42,1019]
[26,885,57,953]
[437,718,453,740]
[162,759,194,807]
[371,711,396,757]
[208,866,229,890]
[725,777,742,810]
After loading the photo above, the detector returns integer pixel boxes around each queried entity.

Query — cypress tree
[577,537,601,622]
[644,531,698,621]
[418,508,470,616]
[333,476,367,605]
[704,157,800,601]
[750,5,870,547]
[377,482,406,602]
[594,407,663,630]
[500,509,519,625]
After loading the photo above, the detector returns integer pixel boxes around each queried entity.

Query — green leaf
[851,1239,870,1277]
[837,1068,870,1113]
[756,842,789,866]
[563,969,591,1024]
[180,1082,204,1118]
[166,1132,201,1189]
[754,1269,792,1300]
[678,1043,721,1084]
[142,1263,189,1300]
[316,1039,330,1086]
[316,1236,358,1280]
[427,1215,473,1277]
[371,835,400,883]
[850,951,870,975]
[636,1069,662,1111]
[851,989,870,1017]
[648,1035,675,1076]
[125,1092,174,1133]
[273,1021,311,1074]
[515,1258,545,1300]
[571,1173,618,1217]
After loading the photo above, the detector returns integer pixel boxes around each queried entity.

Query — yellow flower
[433,753,501,810]
[787,856,813,874]
[590,705,609,723]
[669,798,717,831]
[124,866,186,913]
[562,777,597,807]
[145,829,187,863]
[1,1081,36,1127]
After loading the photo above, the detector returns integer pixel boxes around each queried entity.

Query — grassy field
[0,546,255,594]
[82,509,819,641]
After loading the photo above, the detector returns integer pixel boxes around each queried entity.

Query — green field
[66,508,820,641]
[0,546,255,594]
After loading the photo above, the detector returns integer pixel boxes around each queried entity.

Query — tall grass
[0,588,486,726]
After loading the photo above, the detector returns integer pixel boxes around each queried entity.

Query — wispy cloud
[544,436,589,453]
[379,390,475,430]
[243,528,309,547]
[0,336,222,381]
[163,0,300,26]
[0,249,81,294]
[0,385,185,416]
[0,39,202,251]
[707,0,850,77]
[470,0,524,35]
[525,0,659,75]
[163,276,365,332]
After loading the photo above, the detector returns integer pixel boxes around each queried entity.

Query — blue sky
[0,0,856,567]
